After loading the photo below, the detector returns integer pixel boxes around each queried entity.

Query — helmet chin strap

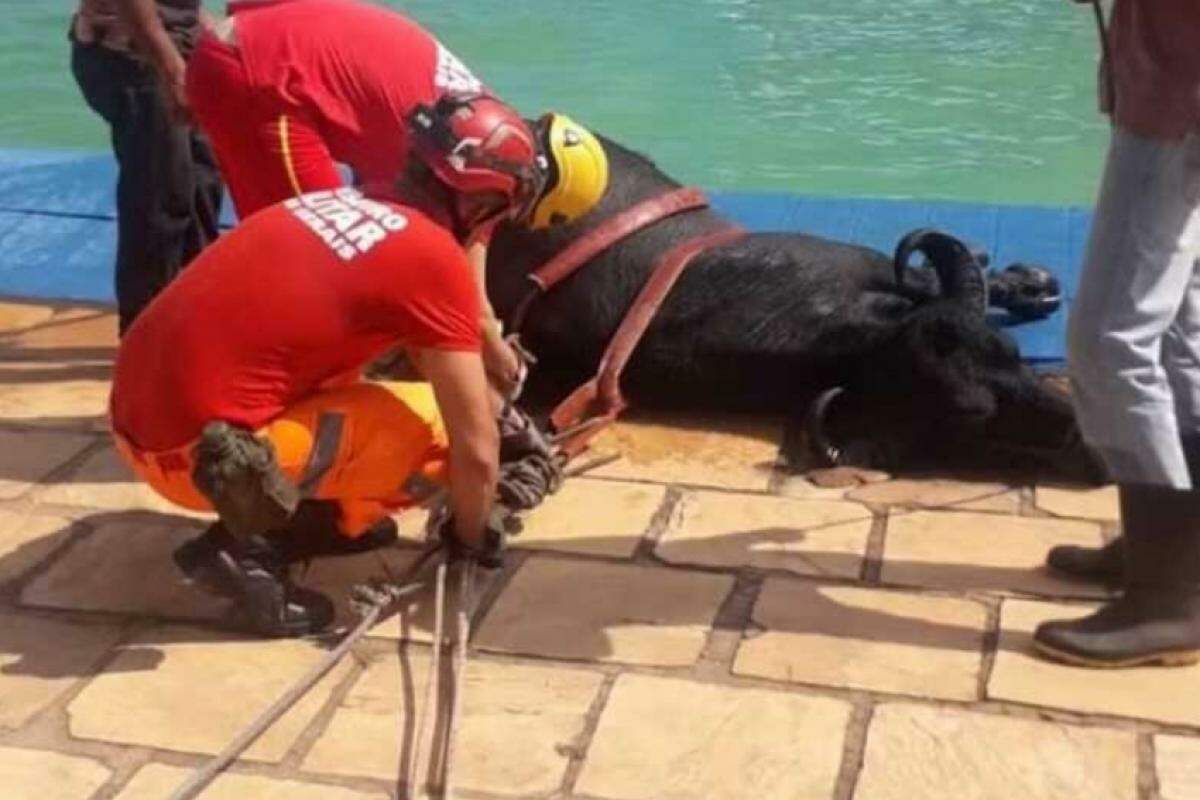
[393,166,478,244]
[393,157,516,243]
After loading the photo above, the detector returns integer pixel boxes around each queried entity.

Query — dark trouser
[70,37,223,333]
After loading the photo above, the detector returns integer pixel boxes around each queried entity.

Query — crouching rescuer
[109,187,508,637]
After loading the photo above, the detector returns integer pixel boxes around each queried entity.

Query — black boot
[1044,435,1200,584]
[266,500,399,564]
[1033,483,1200,667]
[1045,537,1124,584]
[1182,433,1200,485]
[173,523,334,637]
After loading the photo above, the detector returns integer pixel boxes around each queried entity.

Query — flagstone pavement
[0,299,1193,800]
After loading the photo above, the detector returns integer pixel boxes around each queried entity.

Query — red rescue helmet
[408,93,546,227]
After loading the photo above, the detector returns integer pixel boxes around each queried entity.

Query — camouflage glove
[498,453,564,511]
[496,403,564,510]
[497,403,555,464]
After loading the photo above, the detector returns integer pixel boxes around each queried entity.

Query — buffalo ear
[927,317,963,358]
[908,314,969,359]
[904,314,999,419]
[950,382,998,421]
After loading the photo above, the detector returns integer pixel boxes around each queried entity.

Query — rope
[396,555,477,800]
[440,559,476,798]
[406,558,448,799]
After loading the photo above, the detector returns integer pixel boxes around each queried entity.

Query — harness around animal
[507,186,746,456]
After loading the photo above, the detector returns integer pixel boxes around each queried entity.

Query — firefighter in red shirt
[111,186,507,637]
[167,0,609,396]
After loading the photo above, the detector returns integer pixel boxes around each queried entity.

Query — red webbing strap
[529,187,712,292]
[550,224,746,455]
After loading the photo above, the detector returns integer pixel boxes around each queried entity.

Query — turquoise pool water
[3,0,1109,205]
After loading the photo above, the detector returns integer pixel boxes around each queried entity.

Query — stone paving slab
[854,704,1137,800]
[68,625,353,761]
[0,610,125,729]
[3,308,118,353]
[0,300,1173,800]
[0,507,77,584]
[0,745,111,800]
[586,412,783,492]
[847,477,1019,513]
[21,515,227,620]
[0,301,54,333]
[0,373,111,431]
[773,473,853,500]
[113,763,389,800]
[0,362,112,431]
[390,480,665,559]
[1156,735,1200,800]
[0,357,112,377]
[35,444,211,516]
[0,428,93,500]
[1035,484,1120,521]
[734,581,987,700]
[575,673,850,800]
[296,546,497,643]
[989,599,1200,726]
[514,477,664,558]
[393,507,430,541]
[656,490,872,578]
[302,651,604,795]
[475,556,734,666]
[881,510,1109,597]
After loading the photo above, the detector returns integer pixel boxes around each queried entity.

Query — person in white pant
[1035,0,1200,668]
[1069,131,1200,489]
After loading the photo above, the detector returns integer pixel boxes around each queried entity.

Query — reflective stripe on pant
[1067,127,1200,488]
[186,33,342,219]
[116,381,449,535]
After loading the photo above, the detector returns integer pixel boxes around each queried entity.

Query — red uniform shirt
[111,189,481,451]
[227,0,486,186]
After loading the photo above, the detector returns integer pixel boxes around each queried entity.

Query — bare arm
[419,348,499,547]
[467,241,522,396]
[114,0,189,118]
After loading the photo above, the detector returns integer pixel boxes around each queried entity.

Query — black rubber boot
[173,523,333,637]
[1182,433,1200,485]
[1033,484,1200,668]
[266,500,399,564]
[1045,537,1124,584]
[1043,435,1200,584]
[191,421,300,540]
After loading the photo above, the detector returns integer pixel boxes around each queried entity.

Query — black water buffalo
[486,135,1103,482]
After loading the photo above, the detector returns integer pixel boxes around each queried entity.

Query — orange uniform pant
[115,381,448,537]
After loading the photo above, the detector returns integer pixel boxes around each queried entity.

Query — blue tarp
[0,148,1090,363]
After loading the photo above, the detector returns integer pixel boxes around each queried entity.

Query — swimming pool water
[2,0,1109,206]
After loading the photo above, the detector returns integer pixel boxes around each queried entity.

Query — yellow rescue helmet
[528,113,609,229]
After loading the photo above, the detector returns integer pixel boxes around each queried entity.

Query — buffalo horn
[893,228,989,316]
[805,386,846,467]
